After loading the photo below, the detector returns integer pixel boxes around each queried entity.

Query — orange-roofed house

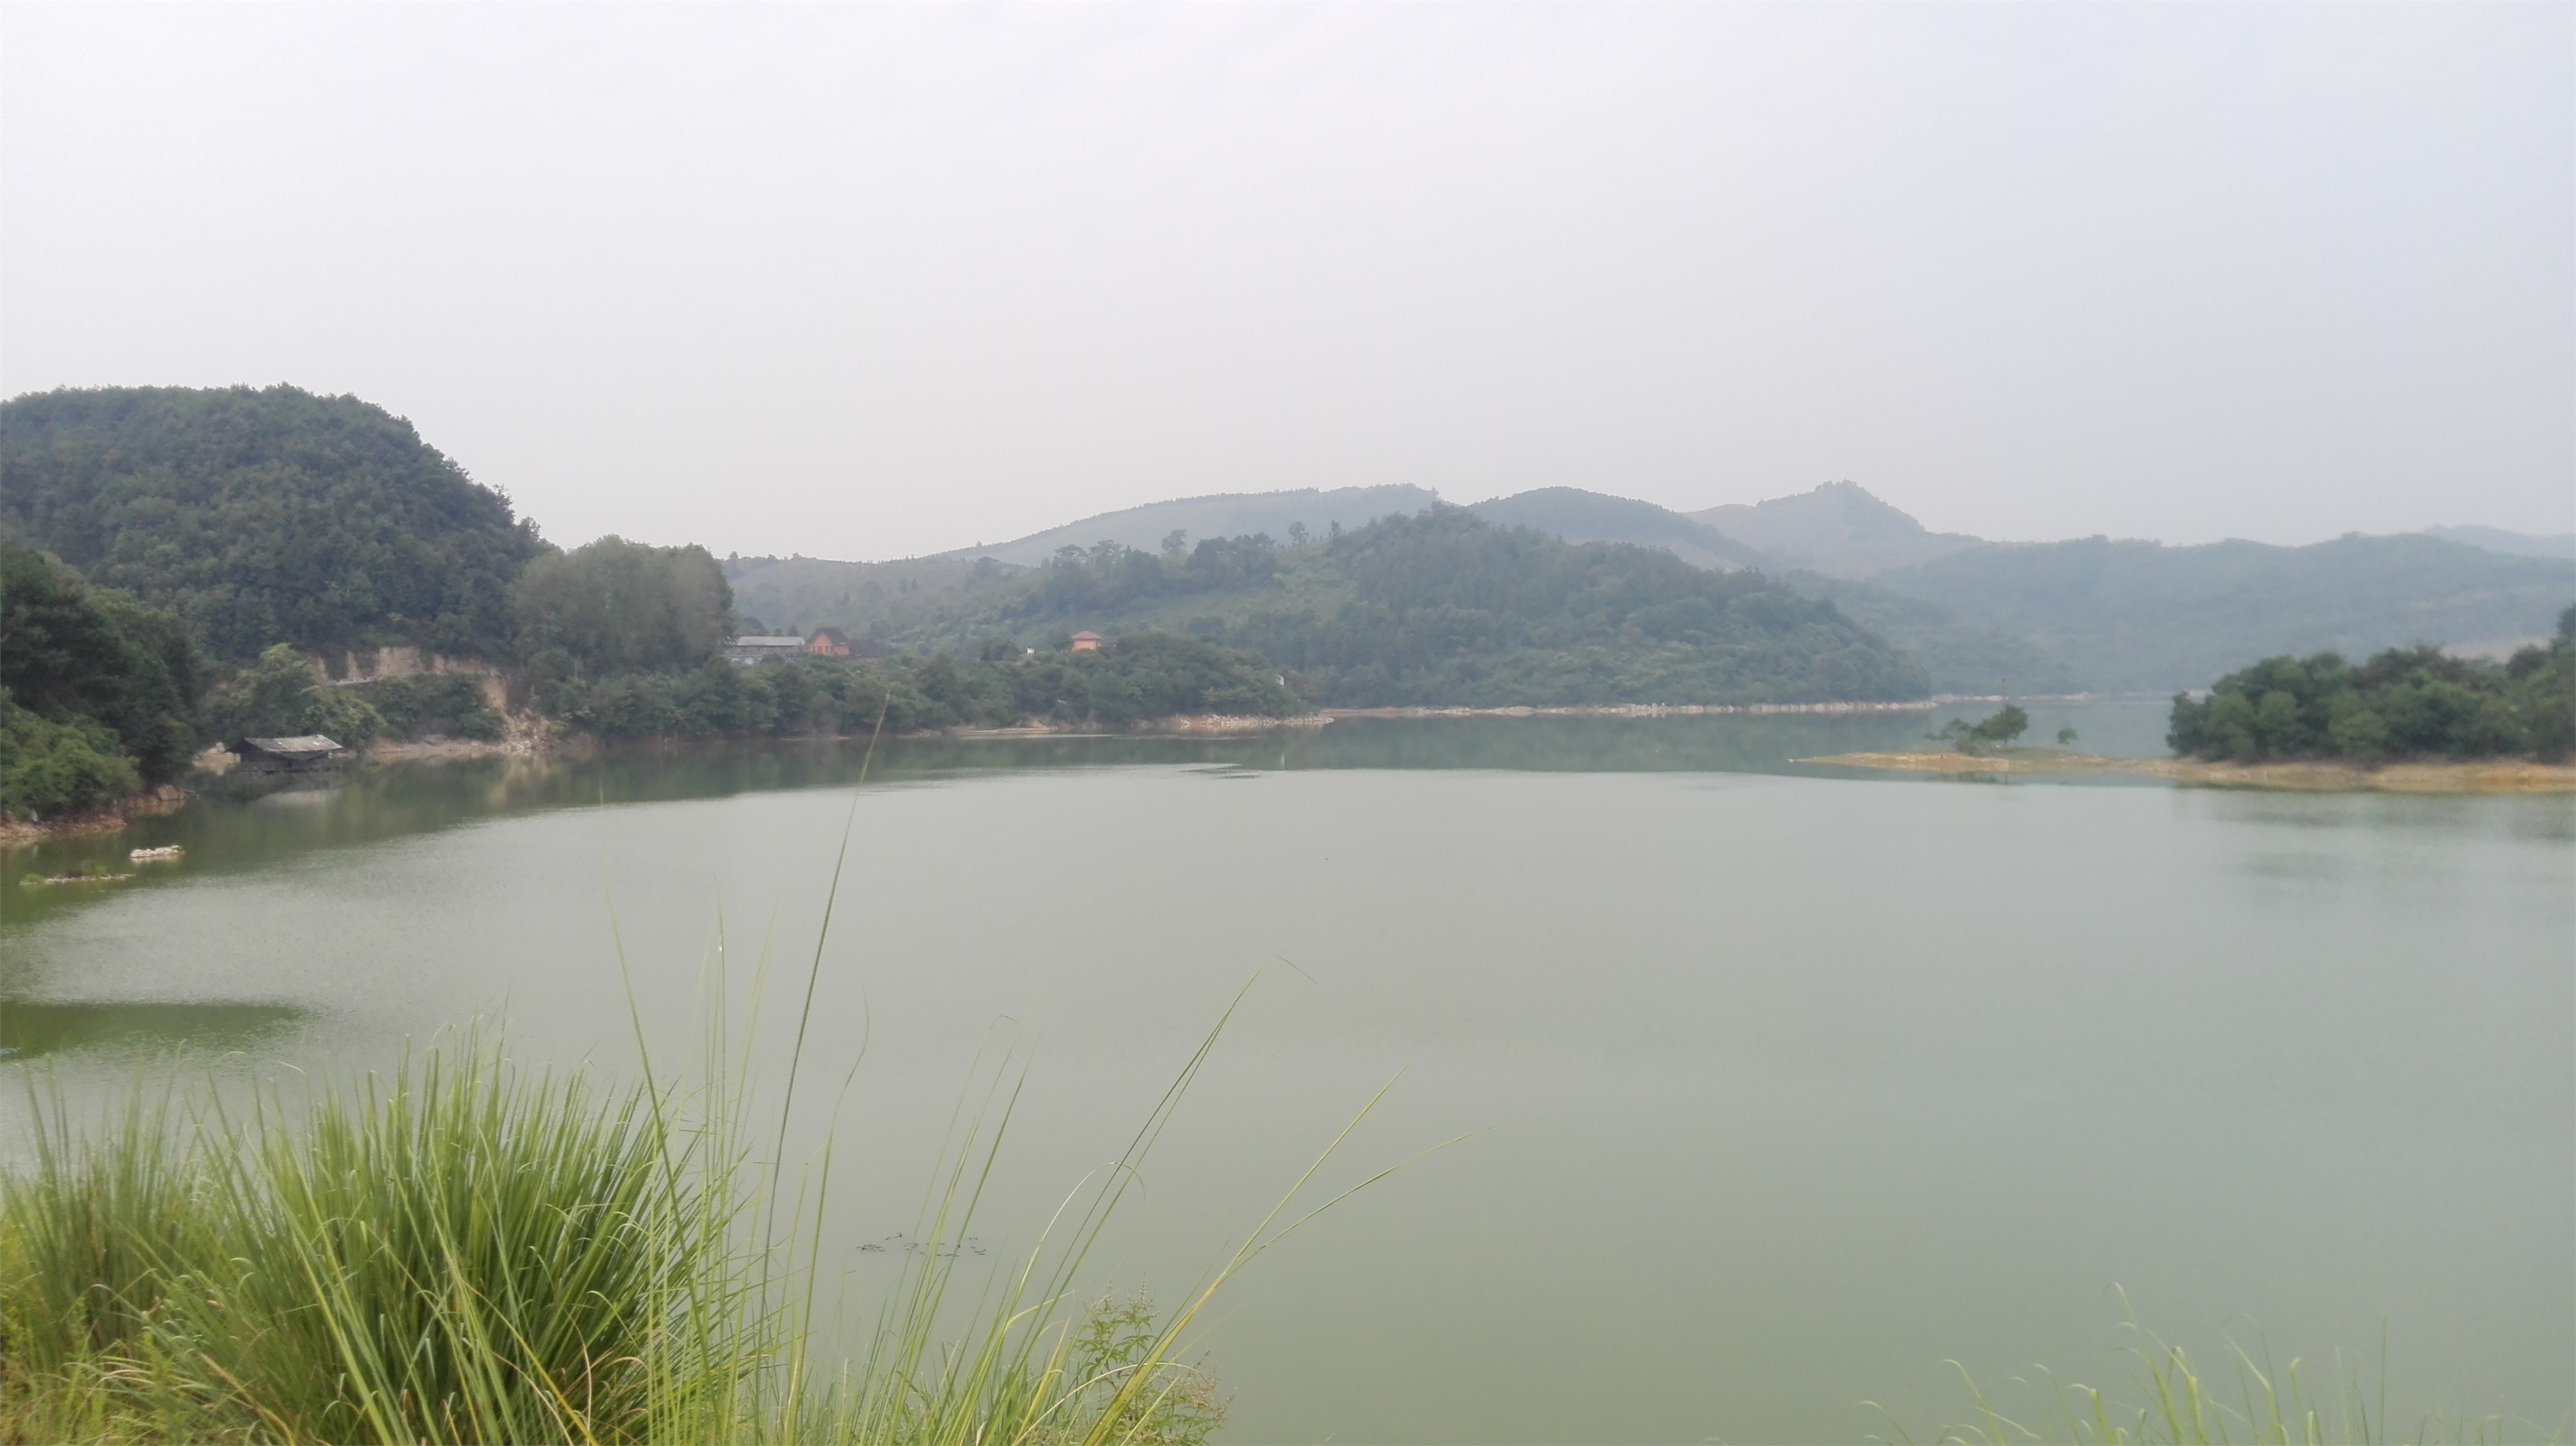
[1070,631,1103,652]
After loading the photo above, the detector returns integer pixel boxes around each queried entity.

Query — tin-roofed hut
[235,736,348,773]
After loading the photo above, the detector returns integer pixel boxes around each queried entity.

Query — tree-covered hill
[2,540,199,818]
[721,554,1024,643]
[1233,510,1928,705]
[1787,573,2085,695]
[1687,481,1983,578]
[1467,488,1767,570]
[935,485,1438,567]
[870,506,1928,707]
[0,385,545,661]
[2167,607,2573,763]
[1868,533,2576,694]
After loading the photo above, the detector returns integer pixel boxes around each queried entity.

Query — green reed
[0,1008,1299,1445]
[1872,1292,2558,1446]
[1,717,1404,1443]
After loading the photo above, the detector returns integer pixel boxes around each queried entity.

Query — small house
[726,636,806,663]
[236,736,347,772]
[806,628,852,657]
[1070,631,1103,652]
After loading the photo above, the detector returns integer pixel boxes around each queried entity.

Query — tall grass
[3,706,1425,1443]
[1870,1296,2557,1446]
[0,1011,1304,1445]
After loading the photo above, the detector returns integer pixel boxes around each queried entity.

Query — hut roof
[733,636,806,648]
[240,735,345,757]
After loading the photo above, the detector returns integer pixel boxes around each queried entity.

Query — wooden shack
[1070,631,1104,652]
[235,736,348,772]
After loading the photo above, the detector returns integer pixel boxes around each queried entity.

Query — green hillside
[1468,488,1768,570]
[2,539,199,817]
[0,385,545,661]
[1870,533,2576,693]
[860,506,1926,707]
[1688,481,1982,578]
[1789,573,2085,695]
[937,485,1438,567]
[721,554,1023,643]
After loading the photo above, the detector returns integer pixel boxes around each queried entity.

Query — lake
[4,703,2570,1443]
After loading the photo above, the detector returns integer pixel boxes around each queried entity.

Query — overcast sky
[3,4,2568,560]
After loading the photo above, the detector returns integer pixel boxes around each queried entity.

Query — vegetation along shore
[1814,606,2576,793]
[4,385,2572,836]
[1806,748,2576,793]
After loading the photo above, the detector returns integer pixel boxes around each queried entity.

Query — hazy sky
[4,4,2568,560]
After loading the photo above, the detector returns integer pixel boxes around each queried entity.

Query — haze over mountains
[5,382,2562,706]
[735,480,2576,697]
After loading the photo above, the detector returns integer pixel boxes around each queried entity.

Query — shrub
[0,693,140,819]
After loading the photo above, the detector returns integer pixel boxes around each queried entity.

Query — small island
[1811,612,2576,794]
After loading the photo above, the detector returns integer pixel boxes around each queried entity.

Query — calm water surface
[4,705,2570,1443]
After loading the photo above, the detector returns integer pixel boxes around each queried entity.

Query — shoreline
[1321,693,2168,720]
[946,712,1335,737]
[1802,749,2576,794]
[0,783,192,849]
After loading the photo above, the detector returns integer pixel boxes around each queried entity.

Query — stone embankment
[947,714,1333,737]
[1141,713,1333,733]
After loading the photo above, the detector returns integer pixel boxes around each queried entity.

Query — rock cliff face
[313,647,502,684]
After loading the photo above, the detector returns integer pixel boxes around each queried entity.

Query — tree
[0,539,199,784]
[2168,623,2576,763]
[201,643,385,744]
[1932,704,2028,752]
[0,385,545,660]
[511,536,734,675]
[1010,507,1928,707]
[1,695,136,819]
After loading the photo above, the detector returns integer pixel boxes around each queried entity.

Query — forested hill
[1867,533,2576,693]
[1467,488,1767,570]
[937,484,1439,567]
[868,506,1929,706]
[0,386,545,661]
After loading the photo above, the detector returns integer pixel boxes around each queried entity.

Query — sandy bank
[1803,750,2576,794]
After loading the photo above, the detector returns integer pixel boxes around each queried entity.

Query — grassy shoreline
[0,1037,1237,1445]
[1804,748,2576,793]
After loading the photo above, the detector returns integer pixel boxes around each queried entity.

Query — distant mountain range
[2422,524,2576,561]
[1687,481,1984,577]
[14,382,2555,714]
[730,480,2576,697]
[937,485,1440,566]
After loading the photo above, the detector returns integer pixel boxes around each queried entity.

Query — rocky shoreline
[0,783,192,848]
[1804,749,2576,794]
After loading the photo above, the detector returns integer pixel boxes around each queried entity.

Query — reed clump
[1874,1300,2555,1446]
[0,1037,1230,1445]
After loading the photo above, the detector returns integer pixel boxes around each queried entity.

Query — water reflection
[0,705,2564,1443]
[0,1000,306,1059]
